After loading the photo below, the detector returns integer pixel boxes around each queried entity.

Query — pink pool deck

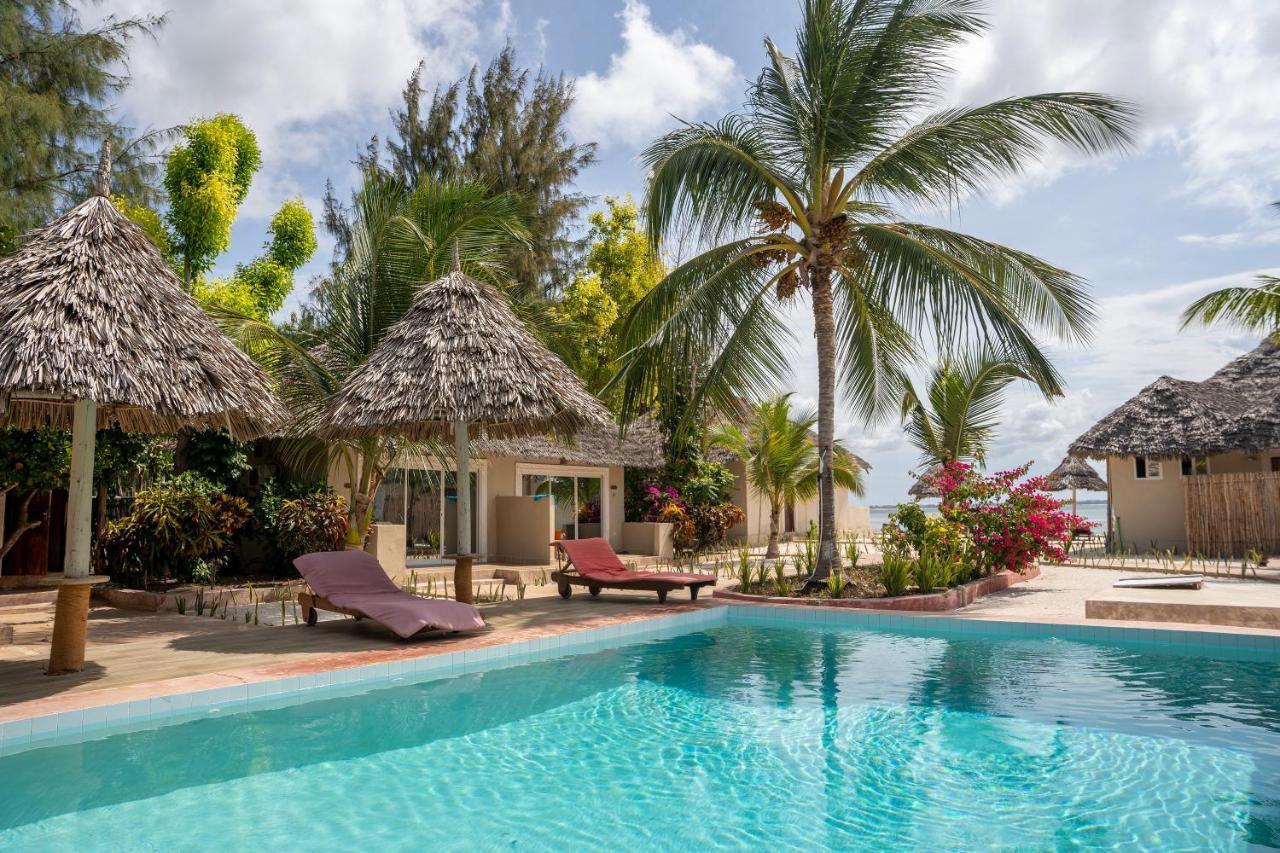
[2,564,1278,727]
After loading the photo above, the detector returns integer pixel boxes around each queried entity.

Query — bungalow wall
[725,458,871,546]
[1108,449,1280,552]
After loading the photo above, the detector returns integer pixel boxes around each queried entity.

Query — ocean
[867,499,1107,532]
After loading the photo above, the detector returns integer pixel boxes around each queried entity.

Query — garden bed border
[713,564,1040,611]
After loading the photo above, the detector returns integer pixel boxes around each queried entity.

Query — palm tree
[1181,202,1280,338]
[900,351,1043,468]
[217,170,529,542]
[610,0,1135,581]
[710,394,862,559]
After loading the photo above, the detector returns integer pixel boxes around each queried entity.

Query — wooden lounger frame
[297,591,368,626]
[548,570,715,603]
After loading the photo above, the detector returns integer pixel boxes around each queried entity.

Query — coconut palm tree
[900,351,1043,468]
[217,169,529,541]
[1181,202,1280,338]
[710,394,862,559]
[610,0,1135,580]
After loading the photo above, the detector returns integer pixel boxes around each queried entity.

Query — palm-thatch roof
[476,417,664,468]
[320,267,611,441]
[0,190,288,439]
[1044,456,1107,492]
[908,463,942,498]
[1070,339,1280,459]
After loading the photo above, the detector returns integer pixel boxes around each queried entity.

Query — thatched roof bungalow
[1069,339,1280,554]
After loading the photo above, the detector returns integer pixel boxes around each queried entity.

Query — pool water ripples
[0,623,1276,850]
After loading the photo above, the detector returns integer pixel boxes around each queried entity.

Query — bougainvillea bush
[921,460,1085,575]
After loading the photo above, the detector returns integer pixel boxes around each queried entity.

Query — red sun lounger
[551,538,716,603]
[293,550,485,638]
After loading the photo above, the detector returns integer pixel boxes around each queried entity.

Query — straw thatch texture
[1044,456,1108,492]
[476,417,664,468]
[1070,339,1280,459]
[908,463,942,498]
[321,270,611,441]
[0,195,288,439]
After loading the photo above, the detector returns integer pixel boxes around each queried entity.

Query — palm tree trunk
[809,266,840,583]
[767,498,781,559]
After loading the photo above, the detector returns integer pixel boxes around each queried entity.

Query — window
[1180,456,1209,477]
[1271,457,1280,473]
[1135,456,1163,480]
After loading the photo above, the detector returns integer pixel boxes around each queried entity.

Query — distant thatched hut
[1070,339,1280,554]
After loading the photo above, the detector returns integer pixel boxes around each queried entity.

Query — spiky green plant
[610,0,1135,584]
[709,393,863,558]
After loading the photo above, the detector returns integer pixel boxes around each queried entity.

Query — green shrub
[99,473,249,587]
[914,549,951,594]
[254,479,348,570]
[880,552,912,597]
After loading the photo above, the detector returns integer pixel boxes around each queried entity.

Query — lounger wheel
[657,589,668,604]
[589,585,601,597]
[558,581,572,599]
[305,606,317,626]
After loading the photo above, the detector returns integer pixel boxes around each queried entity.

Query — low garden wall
[713,564,1040,612]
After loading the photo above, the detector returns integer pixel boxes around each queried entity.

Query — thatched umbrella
[320,247,611,602]
[907,463,942,499]
[0,147,288,673]
[1044,455,1107,520]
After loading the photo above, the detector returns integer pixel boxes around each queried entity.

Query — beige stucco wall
[1108,450,1279,552]
[492,496,554,563]
[365,523,406,580]
[725,457,871,545]
[621,521,674,557]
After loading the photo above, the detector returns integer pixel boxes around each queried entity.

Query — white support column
[64,398,96,578]
[455,420,471,556]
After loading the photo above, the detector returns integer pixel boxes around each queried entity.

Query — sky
[90,0,1280,504]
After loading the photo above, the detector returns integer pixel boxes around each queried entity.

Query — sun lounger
[1113,574,1204,589]
[293,550,485,638]
[551,538,716,603]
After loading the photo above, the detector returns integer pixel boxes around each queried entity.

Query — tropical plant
[900,350,1044,468]
[272,493,349,560]
[611,0,1135,583]
[164,114,262,289]
[1181,202,1280,339]
[879,551,912,596]
[922,460,1082,575]
[215,170,529,544]
[98,473,249,587]
[710,393,863,558]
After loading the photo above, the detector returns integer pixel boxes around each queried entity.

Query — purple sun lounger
[293,550,485,638]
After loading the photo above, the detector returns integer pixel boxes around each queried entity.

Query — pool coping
[2,602,1278,757]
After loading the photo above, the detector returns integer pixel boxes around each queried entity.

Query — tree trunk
[0,490,42,565]
[807,265,840,584]
[767,498,781,559]
[96,483,109,537]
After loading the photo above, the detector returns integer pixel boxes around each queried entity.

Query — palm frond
[640,117,809,246]
[851,93,1137,205]
[1180,276,1280,336]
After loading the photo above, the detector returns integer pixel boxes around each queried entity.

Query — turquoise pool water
[1,618,1277,850]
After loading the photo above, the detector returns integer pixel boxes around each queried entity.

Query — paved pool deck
[1,563,1276,724]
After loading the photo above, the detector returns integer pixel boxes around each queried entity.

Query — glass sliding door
[405,469,442,559]
[521,472,604,540]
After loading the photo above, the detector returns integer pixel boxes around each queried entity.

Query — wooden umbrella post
[453,419,474,604]
[48,398,106,674]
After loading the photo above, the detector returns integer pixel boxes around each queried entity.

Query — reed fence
[1184,471,1280,557]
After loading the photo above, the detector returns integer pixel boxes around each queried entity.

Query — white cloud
[943,0,1280,213]
[1177,229,1280,248]
[570,1,736,148]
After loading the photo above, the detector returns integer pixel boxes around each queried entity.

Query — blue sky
[96,0,1280,504]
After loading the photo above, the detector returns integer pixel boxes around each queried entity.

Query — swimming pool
[1,608,1277,850]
